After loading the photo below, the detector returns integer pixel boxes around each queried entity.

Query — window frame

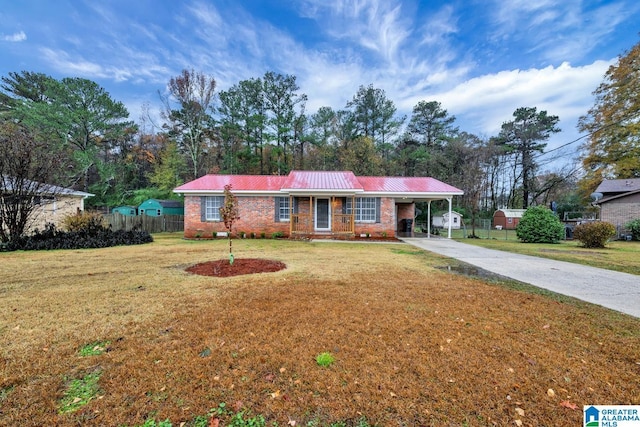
[204,196,224,221]
[278,197,290,222]
[346,197,378,223]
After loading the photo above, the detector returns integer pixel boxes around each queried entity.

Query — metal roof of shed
[494,209,526,218]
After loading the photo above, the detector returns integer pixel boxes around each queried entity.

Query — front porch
[289,195,356,237]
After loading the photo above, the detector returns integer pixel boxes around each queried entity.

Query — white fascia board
[364,191,464,198]
[281,189,365,196]
[174,190,283,197]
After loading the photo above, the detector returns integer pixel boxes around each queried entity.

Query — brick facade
[396,203,415,232]
[183,195,405,238]
[599,192,640,230]
[184,195,290,238]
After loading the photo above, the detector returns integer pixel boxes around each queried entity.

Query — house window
[205,196,224,221]
[346,197,377,222]
[278,197,290,221]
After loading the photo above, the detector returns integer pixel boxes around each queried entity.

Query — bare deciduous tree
[0,121,69,243]
[161,69,217,179]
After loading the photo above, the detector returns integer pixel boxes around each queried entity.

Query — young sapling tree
[219,184,240,264]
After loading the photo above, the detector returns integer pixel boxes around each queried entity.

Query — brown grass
[1,234,639,426]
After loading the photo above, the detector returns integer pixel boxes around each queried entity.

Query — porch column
[427,200,432,239]
[289,195,293,235]
[331,196,335,234]
[310,196,313,233]
[447,197,452,239]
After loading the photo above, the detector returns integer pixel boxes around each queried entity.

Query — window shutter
[293,197,298,214]
[342,197,347,214]
[274,197,281,222]
[200,197,206,222]
[375,197,381,223]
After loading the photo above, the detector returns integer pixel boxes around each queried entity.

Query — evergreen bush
[515,205,564,243]
[626,218,640,241]
[6,222,153,251]
[573,221,616,248]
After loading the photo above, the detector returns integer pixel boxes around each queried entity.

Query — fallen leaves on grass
[560,400,579,410]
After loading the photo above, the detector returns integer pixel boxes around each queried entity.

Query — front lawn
[1,234,638,426]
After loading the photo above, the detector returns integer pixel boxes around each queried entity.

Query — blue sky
[1,0,639,168]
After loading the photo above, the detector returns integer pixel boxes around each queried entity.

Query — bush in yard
[62,211,107,233]
[5,222,153,251]
[515,205,564,243]
[573,221,616,248]
[626,218,640,241]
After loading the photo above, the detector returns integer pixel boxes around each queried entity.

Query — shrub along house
[173,171,463,239]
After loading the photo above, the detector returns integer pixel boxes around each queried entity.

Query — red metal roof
[282,171,363,191]
[174,171,463,195]
[174,174,287,192]
[357,176,463,194]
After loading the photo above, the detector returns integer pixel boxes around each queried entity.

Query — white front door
[315,198,331,231]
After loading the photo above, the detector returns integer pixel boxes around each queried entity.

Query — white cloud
[487,0,634,64]
[39,47,170,83]
[404,60,613,151]
[298,0,411,62]
[2,31,26,42]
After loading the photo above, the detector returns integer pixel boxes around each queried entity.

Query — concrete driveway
[400,237,640,318]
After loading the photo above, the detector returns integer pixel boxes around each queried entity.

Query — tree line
[1,38,638,241]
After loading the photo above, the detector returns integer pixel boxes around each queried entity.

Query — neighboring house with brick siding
[174,170,463,239]
[592,179,640,232]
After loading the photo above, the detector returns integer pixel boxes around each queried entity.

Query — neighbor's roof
[595,179,640,194]
[174,171,463,196]
[1,176,93,198]
[138,199,184,208]
[592,188,640,205]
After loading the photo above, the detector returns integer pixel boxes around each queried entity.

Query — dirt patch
[186,258,287,277]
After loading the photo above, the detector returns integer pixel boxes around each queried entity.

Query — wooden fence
[103,214,184,233]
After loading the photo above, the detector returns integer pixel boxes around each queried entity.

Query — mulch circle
[185,258,286,277]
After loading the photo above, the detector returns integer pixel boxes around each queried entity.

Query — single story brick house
[592,179,640,232]
[173,171,463,239]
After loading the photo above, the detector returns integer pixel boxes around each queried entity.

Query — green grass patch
[135,419,173,427]
[58,370,102,414]
[0,385,14,401]
[78,340,110,356]
[390,248,424,255]
[315,352,335,367]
